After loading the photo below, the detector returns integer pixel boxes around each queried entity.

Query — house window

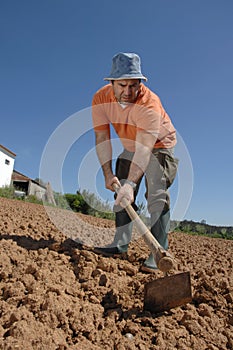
[5,159,10,165]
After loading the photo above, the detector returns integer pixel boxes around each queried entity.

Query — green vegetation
[172,219,233,240]
[63,190,115,220]
[0,185,15,198]
[0,185,115,220]
[1,185,232,240]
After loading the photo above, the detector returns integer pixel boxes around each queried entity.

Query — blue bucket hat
[104,52,147,81]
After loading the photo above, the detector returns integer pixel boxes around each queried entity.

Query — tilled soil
[0,197,232,350]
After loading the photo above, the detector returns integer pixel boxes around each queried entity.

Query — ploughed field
[0,197,232,350]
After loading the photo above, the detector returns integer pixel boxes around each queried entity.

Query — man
[92,52,178,272]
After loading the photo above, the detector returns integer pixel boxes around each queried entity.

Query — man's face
[112,79,140,103]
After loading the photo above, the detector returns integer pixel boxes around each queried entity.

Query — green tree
[64,193,89,213]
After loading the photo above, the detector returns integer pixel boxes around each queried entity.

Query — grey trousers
[113,148,178,258]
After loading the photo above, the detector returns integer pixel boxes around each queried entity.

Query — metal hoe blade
[144,271,192,313]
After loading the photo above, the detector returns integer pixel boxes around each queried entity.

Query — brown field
[0,197,232,350]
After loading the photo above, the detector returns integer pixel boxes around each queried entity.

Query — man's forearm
[100,159,113,178]
[127,131,156,184]
[95,131,113,179]
[127,148,151,183]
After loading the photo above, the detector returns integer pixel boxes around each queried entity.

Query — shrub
[0,185,15,198]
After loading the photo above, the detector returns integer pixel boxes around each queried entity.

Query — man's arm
[95,130,120,191]
[128,131,156,182]
[115,131,156,205]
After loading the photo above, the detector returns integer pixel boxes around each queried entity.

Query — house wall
[28,181,46,200]
[0,148,15,187]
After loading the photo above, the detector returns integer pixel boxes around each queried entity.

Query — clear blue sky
[1,0,233,226]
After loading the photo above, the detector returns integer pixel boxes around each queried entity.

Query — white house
[0,144,56,204]
[0,144,16,187]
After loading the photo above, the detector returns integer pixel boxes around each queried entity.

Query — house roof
[0,144,16,157]
[12,170,30,181]
[12,170,46,189]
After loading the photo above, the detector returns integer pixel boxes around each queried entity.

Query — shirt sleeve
[92,93,110,132]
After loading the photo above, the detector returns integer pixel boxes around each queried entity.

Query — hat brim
[104,75,147,82]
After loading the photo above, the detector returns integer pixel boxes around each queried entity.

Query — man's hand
[105,176,121,192]
[114,183,134,207]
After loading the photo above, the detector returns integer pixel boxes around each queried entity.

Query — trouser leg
[113,211,133,252]
[144,209,170,268]
[151,210,170,250]
[113,150,142,252]
[144,149,178,268]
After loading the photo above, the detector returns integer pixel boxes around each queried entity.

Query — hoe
[113,183,192,314]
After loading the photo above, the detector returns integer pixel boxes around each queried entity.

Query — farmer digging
[92,52,178,272]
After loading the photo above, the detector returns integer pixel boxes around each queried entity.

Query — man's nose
[124,86,131,95]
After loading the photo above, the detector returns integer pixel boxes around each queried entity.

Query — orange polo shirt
[92,83,176,152]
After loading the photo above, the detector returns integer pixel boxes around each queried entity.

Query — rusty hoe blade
[144,271,192,313]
